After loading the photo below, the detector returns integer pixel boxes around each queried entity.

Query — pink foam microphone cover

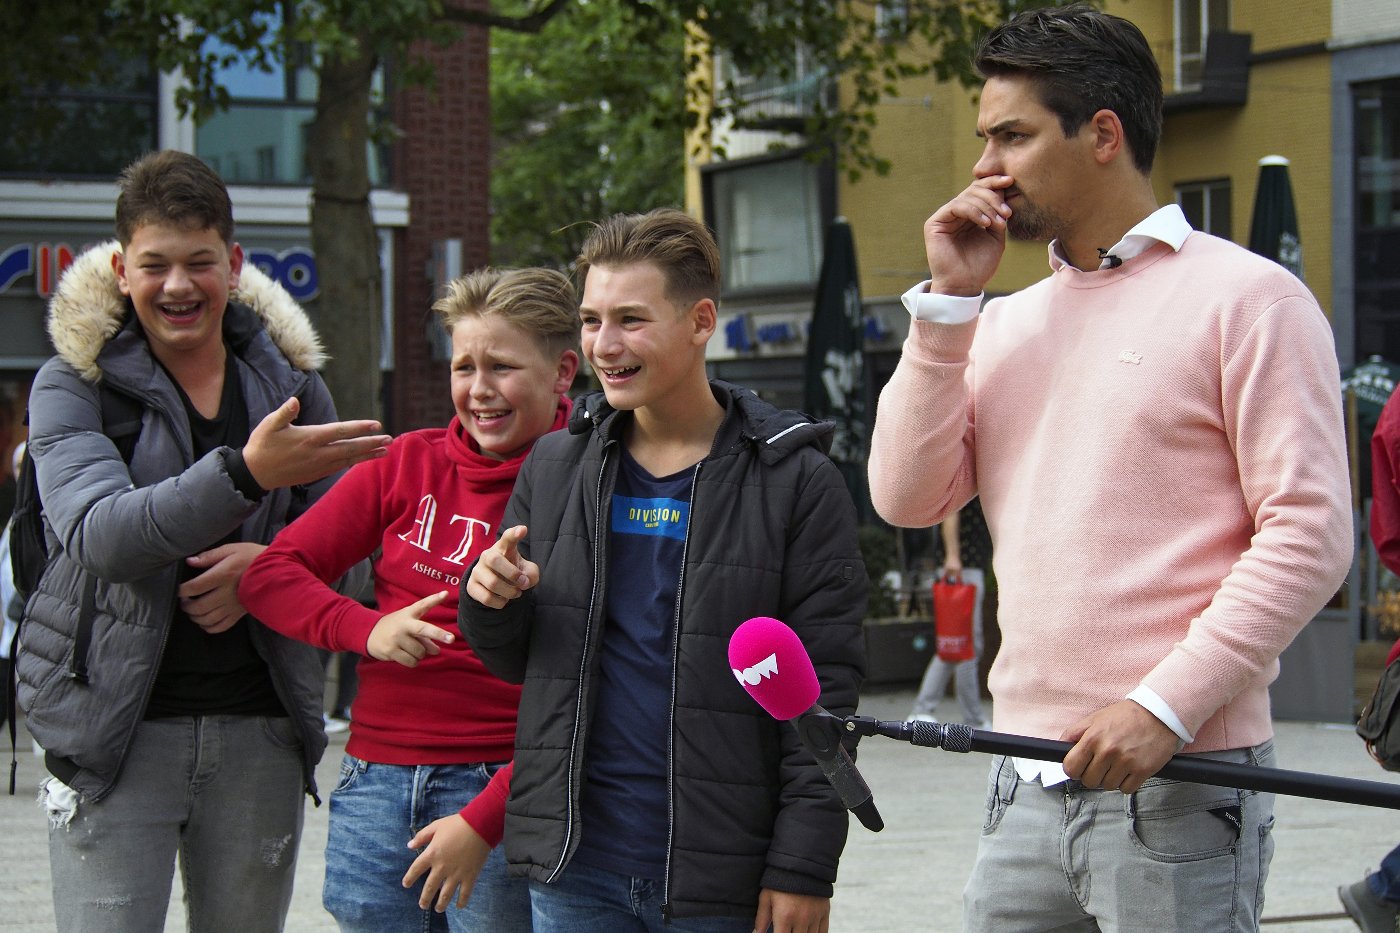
[728,616,820,721]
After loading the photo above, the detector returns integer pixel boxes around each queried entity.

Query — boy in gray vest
[18,149,390,932]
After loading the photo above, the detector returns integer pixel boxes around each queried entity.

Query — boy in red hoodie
[240,267,579,932]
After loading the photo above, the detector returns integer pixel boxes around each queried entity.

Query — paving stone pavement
[1,686,1394,931]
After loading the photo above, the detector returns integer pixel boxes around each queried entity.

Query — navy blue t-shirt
[574,448,693,879]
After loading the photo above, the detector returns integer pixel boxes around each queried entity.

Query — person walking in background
[324,649,359,730]
[1339,387,1400,931]
[867,5,1352,930]
[240,267,579,932]
[909,501,990,729]
[463,208,867,932]
[17,149,391,933]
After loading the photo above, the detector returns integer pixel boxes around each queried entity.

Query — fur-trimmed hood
[47,239,325,382]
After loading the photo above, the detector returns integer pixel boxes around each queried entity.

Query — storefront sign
[0,241,320,301]
[722,311,890,354]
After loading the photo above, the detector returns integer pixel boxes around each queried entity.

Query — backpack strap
[6,628,17,795]
[62,384,143,683]
[8,383,145,792]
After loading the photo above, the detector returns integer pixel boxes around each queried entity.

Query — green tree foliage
[489,2,688,268]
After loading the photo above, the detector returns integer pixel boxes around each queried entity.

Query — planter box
[863,617,935,686]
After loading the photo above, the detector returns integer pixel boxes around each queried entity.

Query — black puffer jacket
[460,380,867,919]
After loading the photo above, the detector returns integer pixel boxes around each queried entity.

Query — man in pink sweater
[868,5,1353,931]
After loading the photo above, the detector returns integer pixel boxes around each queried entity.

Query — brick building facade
[390,13,493,431]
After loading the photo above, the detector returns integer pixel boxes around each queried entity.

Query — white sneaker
[322,714,349,735]
[910,712,939,723]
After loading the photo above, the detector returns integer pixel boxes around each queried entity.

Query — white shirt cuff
[901,281,984,324]
[1127,685,1194,745]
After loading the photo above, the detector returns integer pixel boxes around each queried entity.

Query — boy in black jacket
[462,208,867,932]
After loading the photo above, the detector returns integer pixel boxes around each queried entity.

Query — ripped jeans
[43,715,306,933]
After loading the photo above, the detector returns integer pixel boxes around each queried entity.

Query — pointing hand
[366,591,455,667]
[465,526,539,609]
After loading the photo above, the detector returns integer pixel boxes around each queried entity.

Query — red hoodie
[1371,391,1400,667]
[239,401,568,841]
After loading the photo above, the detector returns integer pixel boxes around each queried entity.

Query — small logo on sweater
[1118,350,1143,365]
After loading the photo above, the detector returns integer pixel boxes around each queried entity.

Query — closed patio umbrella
[1247,154,1303,279]
[803,216,868,517]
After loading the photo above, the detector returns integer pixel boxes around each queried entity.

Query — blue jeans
[44,715,305,933]
[323,755,530,933]
[1369,843,1400,902]
[529,861,752,933]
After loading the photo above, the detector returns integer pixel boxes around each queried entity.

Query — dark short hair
[576,208,721,307]
[115,150,235,246]
[974,3,1163,175]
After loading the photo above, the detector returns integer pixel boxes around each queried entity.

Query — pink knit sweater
[869,234,1353,752]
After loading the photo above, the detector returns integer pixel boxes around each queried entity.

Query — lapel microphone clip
[1097,247,1123,268]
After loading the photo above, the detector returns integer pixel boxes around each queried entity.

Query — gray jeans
[964,742,1276,932]
[44,715,306,933]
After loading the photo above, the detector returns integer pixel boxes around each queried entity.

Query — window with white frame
[195,7,391,186]
[1175,178,1232,238]
[1176,0,1230,91]
[707,154,825,294]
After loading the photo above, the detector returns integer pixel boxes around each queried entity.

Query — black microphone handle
[794,709,885,832]
[853,718,1400,810]
[849,796,884,833]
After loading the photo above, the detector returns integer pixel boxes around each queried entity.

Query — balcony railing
[724,68,833,134]
[1165,31,1252,113]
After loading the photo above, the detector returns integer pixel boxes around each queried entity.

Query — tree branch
[437,0,574,33]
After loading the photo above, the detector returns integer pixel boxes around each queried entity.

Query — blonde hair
[433,267,579,359]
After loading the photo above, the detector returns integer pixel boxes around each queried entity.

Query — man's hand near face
[923,175,1015,297]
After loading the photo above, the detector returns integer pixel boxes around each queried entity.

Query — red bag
[932,573,977,662]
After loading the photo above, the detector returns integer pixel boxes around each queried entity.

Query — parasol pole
[1349,387,1361,515]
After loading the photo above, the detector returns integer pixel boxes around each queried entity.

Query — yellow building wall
[1157,53,1333,313]
[1233,0,1330,49]
[683,26,714,222]
[836,68,967,302]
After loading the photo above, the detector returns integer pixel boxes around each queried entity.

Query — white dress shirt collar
[1047,203,1194,272]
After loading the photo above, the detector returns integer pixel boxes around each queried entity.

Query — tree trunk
[306,43,382,422]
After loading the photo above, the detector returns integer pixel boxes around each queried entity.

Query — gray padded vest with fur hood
[16,240,336,802]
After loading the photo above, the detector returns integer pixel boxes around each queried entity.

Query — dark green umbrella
[1342,355,1400,505]
[1248,155,1303,279]
[803,216,869,518]
[1343,355,1400,441]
